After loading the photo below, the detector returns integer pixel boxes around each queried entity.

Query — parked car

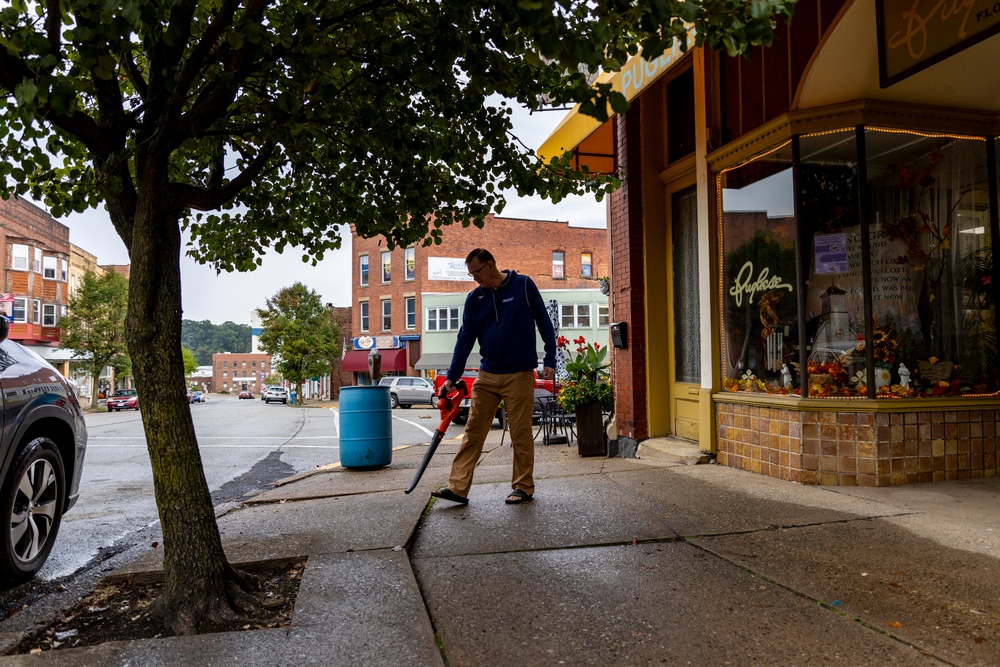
[378,375,437,409]
[107,388,139,412]
[264,386,288,404]
[191,391,205,403]
[0,318,87,587]
[260,385,280,401]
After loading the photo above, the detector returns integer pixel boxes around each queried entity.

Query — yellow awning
[537,31,696,174]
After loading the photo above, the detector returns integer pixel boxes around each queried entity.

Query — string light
[865,126,987,142]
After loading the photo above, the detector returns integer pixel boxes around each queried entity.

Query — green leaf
[14,80,38,105]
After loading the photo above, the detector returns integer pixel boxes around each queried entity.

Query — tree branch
[0,48,109,156]
[170,0,244,104]
[45,0,61,59]
[74,12,128,138]
[165,0,270,147]
[119,50,149,102]
[168,142,277,211]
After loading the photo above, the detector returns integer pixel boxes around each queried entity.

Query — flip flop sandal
[431,488,469,505]
[505,489,533,504]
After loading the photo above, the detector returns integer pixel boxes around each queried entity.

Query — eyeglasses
[468,261,490,278]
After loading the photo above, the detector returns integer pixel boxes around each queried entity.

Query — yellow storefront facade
[542,0,1000,485]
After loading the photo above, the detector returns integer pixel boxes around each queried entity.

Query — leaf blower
[405,379,468,494]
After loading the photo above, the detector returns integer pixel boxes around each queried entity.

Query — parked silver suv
[0,318,87,587]
[378,376,437,409]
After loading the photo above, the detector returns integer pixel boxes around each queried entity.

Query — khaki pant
[448,370,536,498]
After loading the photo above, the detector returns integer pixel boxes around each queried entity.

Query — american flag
[0,293,13,302]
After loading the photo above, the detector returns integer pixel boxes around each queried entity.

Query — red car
[238,390,254,399]
[107,389,139,412]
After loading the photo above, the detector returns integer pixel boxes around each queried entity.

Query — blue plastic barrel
[339,385,392,468]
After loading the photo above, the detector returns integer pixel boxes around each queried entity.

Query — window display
[719,127,997,399]
[867,130,995,397]
[719,142,799,394]
[799,130,863,397]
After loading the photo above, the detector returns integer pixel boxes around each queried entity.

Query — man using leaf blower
[431,248,557,505]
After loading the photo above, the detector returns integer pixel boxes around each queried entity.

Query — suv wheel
[1,437,66,586]
[390,394,399,409]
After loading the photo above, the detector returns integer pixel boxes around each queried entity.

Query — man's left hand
[541,366,555,381]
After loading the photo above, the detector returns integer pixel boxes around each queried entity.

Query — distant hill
[181,319,251,366]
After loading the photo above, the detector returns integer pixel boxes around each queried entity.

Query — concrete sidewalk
[2,427,999,665]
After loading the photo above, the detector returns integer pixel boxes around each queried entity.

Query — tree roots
[150,565,270,636]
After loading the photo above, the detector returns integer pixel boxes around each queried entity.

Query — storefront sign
[427,257,474,282]
[815,233,848,273]
[353,335,399,349]
[729,262,794,307]
[618,27,696,101]
[842,230,915,308]
[876,0,1000,86]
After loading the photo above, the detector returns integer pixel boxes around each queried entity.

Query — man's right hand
[444,379,456,393]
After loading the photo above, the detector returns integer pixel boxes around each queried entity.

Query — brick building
[68,244,106,297]
[65,244,113,399]
[328,306,353,398]
[0,196,76,375]
[348,215,609,380]
[213,352,272,394]
[1,197,70,346]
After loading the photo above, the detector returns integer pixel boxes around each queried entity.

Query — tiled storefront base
[715,402,1000,486]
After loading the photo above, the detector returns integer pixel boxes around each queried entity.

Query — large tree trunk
[124,201,258,635]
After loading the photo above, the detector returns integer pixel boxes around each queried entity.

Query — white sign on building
[427,257,474,282]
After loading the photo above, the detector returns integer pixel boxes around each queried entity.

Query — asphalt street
[36,394,460,582]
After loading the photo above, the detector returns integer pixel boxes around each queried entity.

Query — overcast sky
[46,104,606,325]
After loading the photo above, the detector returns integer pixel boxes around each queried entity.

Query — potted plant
[557,336,613,456]
[598,276,610,296]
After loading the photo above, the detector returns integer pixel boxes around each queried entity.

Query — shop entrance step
[638,437,715,465]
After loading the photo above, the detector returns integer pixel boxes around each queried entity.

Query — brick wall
[329,306,353,397]
[0,197,71,346]
[212,352,273,393]
[609,102,649,452]
[351,214,608,374]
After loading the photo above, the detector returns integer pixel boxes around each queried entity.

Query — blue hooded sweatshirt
[447,270,556,382]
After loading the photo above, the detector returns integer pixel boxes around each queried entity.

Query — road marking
[327,409,433,437]
[89,436,337,440]
[86,443,340,449]
[392,415,435,436]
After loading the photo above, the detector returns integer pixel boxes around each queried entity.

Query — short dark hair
[465,248,495,266]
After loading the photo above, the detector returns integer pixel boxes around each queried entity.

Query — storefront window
[800,130,863,397]
[718,127,997,399]
[720,142,799,394]
[866,129,995,397]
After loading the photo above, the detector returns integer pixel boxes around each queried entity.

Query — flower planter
[575,401,605,457]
